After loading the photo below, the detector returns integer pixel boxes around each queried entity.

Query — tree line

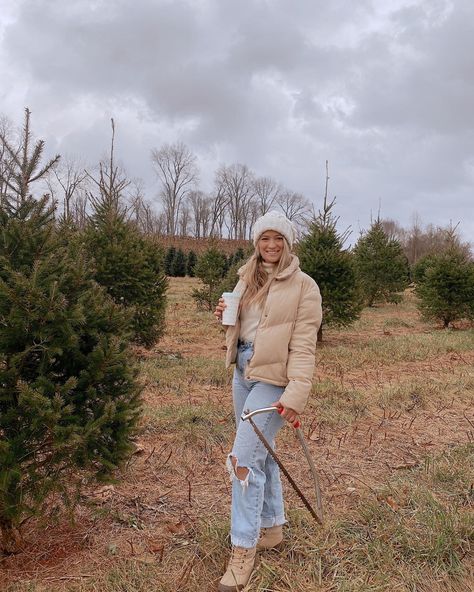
[190,165,474,341]
[1,110,470,264]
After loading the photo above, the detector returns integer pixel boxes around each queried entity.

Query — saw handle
[242,406,300,429]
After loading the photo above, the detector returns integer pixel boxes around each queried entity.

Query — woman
[214,211,322,591]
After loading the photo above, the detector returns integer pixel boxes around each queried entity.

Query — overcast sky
[0,0,473,244]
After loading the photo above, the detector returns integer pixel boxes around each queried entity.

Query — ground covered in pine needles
[2,278,473,592]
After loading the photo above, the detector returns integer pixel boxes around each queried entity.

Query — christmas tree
[186,250,197,277]
[85,120,167,347]
[298,186,361,342]
[416,249,474,327]
[0,110,140,552]
[192,245,228,310]
[353,220,410,306]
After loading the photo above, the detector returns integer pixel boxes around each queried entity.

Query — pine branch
[30,154,61,184]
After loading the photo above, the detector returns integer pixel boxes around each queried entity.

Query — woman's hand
[214,297,226,321]
[272,401,299,427]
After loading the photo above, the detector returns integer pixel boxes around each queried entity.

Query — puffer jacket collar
[237,254,301,282]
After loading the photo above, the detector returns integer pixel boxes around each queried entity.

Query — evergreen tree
[0,112,140,552]
[170,248,187,277]
[353,220,410,306]
[218,259,242,295]
[412,253,438,284]
[192,246,228,310]
[233,247,246,266]
[85,120,167,347]
[235,247,245,261]
[186,250,197,277]
[164,246,176,276]
[0,107,60,206]
[222,253,230,275]
[298,187,362,341]
[415,249,474,328]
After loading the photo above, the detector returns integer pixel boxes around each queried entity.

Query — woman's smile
[259,230,284,263]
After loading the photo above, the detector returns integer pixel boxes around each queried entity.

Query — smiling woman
[213,210,322,592]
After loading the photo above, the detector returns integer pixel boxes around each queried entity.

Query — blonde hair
[241,238,293,308]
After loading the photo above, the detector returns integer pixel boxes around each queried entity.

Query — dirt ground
[1,278,473,591]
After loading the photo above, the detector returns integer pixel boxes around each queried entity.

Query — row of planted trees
[0,111,168,552]
[190,189,474,340]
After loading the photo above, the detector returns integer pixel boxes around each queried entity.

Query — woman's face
[258,230,285,264]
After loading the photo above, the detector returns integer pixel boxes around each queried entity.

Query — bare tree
[71,191,89,230]
[406,213,423,264]
[253,176,281,215]
[151,141,198,236]
[215,163,255,239]
[380,218,405,241]
[126,179,151,232]
[380,213,472,265]
[178,203,191,236]
[46,156,88,223]
[277,189,312,229]
[188,190,211,238]
[208,185,228,238]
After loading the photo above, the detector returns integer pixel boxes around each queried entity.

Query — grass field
[1,278,473,591]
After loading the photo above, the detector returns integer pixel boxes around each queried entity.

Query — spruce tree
[415,249,474,328]
[186,250,197,277]
[85,122,167,347]
[233,247,246,266]
[164,246,176,276]
[298,182,362,341]
[192,246,228,310]
[0,111,140,552]
[412,253,438,284]
[353,220,410,306]
[170,248,187,277]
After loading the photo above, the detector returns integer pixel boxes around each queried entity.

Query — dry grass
[2,278,473,592]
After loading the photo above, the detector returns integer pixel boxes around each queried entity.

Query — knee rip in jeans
[226,454,253,491]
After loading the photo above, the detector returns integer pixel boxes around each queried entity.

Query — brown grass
[1,279,473,592]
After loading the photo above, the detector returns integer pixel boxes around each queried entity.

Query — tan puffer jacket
[225,256,322,413]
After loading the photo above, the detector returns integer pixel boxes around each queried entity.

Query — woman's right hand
[214,297,226,321]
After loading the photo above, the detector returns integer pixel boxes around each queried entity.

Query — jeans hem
[260,515,287,528]
[230,535,258,549]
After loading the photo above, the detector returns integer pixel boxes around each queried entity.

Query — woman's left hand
[272,401,299,427]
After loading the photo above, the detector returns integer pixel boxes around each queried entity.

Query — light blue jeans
[228,342,286,548]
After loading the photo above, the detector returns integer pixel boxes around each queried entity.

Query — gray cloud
[0,0,472,243]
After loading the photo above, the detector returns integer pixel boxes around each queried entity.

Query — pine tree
[298,170,362,342]
[353,220,410,306]
[233,247,246,266]
[170,248,187,277]
[164,246,176,276]
[85,121,167,347]
[412,253,438,284]
[192,246,228,310]
[415,249,474,328]
[186,250,197,277]
[0,112,140,552]
[0,108,60,207]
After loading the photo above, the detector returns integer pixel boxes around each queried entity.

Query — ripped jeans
[227,342,286,548]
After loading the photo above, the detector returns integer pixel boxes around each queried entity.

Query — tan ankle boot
[218,546,256,591]
[256,525,283,551]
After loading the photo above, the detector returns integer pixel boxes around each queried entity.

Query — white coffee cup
[221,292,241,326]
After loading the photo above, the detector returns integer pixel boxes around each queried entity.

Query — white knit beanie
[252,210,297,248]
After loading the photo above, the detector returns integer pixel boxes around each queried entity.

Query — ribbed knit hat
[252,210,297,248]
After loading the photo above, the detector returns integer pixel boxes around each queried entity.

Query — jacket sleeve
[279,278,322,414]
